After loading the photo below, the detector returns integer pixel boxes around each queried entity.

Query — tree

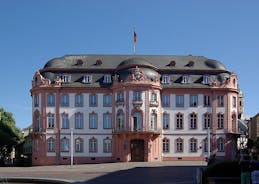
[0,108,23,163]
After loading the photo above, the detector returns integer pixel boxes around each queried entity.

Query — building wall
[30,56,240,165]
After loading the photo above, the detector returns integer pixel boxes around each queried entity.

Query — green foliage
[0,107,24,160]
[202,160,241,183]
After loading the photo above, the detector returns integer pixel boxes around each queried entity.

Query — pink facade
[30,55,240,165]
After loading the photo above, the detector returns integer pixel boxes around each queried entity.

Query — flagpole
[133,29,137,55]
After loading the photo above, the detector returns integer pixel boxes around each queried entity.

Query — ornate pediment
[32,71,51,87]
[125,66,148,82]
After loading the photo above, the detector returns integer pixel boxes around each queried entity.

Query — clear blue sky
[1,0,259,129]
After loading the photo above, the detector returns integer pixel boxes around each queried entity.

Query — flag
[134,31,137,44]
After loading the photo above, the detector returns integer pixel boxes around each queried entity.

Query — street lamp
[237,134,248,151]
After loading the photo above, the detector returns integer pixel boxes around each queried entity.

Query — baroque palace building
[30,55,241,165]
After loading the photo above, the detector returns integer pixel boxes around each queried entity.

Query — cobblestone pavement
[0,161,206,183]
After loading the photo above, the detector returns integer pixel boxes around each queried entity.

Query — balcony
[149,100,159,107]
[113,126,161,134]
[116,99,125,106]
[132,100,143,108]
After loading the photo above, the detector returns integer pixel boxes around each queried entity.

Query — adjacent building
[30,55,241,165]
[248,113,259,142]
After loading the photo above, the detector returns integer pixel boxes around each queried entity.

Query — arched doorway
[130,139,144,161]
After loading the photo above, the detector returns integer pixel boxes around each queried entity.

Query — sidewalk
[0,161,206,183]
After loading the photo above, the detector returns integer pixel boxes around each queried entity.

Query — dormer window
[82,75,92,83]
[203,75,210,84]
[103,74,112,83]
[95,59,102,65]
[167,60,176,67]
[182,75,189,84]
[161,75,169,84]
[62,75,71,83]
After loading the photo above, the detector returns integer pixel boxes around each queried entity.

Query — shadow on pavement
[75,166,202,184]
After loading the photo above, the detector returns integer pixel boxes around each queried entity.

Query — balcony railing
[149,100,159,107]
[113,126,161,134]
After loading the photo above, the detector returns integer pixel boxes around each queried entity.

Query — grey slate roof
[40,54,230,89]
[43,54,227,71]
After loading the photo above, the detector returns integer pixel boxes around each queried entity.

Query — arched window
[176,138,183,152]
[176,113,183,129]
[150,113,157,130]
[204,113,211,129]
[61,113,69,129]
[133,112,142,131]
[61,137,69,152]
[190,138,197,152]
[117,110,125,131]
[217,113,224,129]
[47,113,55,128]
[217,137,225,152]
[75,138,83,152]
[89,137,97,153]
[47,137,55,152]
[162,138,170,153]
[103,137,112,153]
[190,113,197,129]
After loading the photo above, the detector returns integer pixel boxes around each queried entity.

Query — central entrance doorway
[130,139,144,161]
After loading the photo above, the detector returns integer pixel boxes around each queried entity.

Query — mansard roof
[43,54,227,71]
[39,54,231,89]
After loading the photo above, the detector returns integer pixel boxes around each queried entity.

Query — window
[117,92,124,102]
[133,112,142,131]
[61,113,69,129]
[47,138,55,152]
[161,75,169,84]
[35,116,40,132]
[82,75,92,83]
[176,138,183,152]
[163,138,169,153]
[163,113,169,129]
[162,94,170,107]
[47,94,55,106]
[217,138,225,152]
[75,113,83,129]
[203,138,212,152]
[103,74,112,83]
[62,75,71,83]
[47,113,55,128]
[89,137,97,153]
[217,95,224,107]
[103,138,112,153]
[117,111,125,130]
[190,95,198,107]
[176,95,184,107]
[75,138,83,152]
[103,113,111,129]
[190,113,197,129]
[204,113,211,129]
[217,113,224,129]
[133,91,142,101]
[176,113,183,129]
[203,75,210,84]
[103,94,111,107]
[89,94,97,107]
[61,137,69,152]
[150,113,157,130]
[151,93,157,102]
[34,94,39,107]
[190,138,197,152]
[204,95,211,107]
[232,96,237,108]
[182,75,189,84]
[89,113,98,129]
[75,94,83,107]
[61,94,69,106]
